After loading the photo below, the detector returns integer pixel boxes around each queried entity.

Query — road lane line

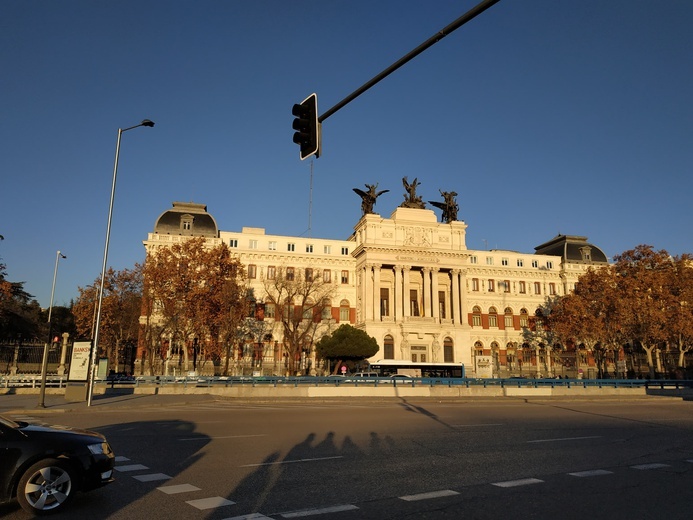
[400,490,460,501]
[157,483,201,494]
[569,470,613,477]
[451,423,504,427]
[241,456,344,468]
[631,463,670,470]
[527,436,601,443]
[492,478,543,488]
[222,514,273,520]
[186,496,236,510]
[279,504,359,517]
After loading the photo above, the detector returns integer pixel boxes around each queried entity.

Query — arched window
[472,306,482,327]
[339,299,350,323]
[444,337,454,362]
[474,340,484,358]
[504,307,514,328]
[384,335,394,359]
[321,298,332,320]
[520,308,529,328]
[488,307,498,328]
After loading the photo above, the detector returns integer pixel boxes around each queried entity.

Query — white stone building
[143,200,609,377]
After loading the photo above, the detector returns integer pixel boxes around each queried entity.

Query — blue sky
[2,0,691,308]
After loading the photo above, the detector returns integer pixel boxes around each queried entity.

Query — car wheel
[17,459,75,515]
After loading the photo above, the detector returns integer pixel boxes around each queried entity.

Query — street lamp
[38,250,66,408]
[87,119,154,406]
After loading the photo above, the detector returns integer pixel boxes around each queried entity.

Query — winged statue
[353,183,389,216]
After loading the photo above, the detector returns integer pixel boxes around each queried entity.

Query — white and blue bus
[368,360,465,379]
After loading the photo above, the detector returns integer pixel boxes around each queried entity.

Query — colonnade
[360,263,468,325]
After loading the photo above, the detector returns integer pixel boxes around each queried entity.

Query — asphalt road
[2,395,693,519]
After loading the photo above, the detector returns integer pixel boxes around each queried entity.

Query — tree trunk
[643,343,656,379]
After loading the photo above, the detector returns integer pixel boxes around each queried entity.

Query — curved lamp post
[38,250,66,408]
[87,120,154,406]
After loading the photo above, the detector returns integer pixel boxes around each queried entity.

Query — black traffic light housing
[292,93,320,160]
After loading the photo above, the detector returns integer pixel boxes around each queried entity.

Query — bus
[368,360,465,379]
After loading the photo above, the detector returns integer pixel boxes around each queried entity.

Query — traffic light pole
[318,0,501,123]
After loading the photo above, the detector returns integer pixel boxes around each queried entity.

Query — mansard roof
[153,201,218,238]
[534,234,609,264]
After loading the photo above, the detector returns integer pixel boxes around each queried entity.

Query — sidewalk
[0,391,219,415]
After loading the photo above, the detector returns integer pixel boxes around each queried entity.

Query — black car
[0,414,115,515]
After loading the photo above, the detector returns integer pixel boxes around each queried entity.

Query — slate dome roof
[153,201,218,238]
[534,234,609,264]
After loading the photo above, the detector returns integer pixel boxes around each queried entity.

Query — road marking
[241,455,344,467]
[400,489,460,501]
[133,473,172,482]
[157,483,201,494]
[114,464,149,472]
[179,434,268,441]
[527,436,601,443]
[279,504,359,517]
[114,456,130,462]
[631,463,670,470]
[186,496,235,510]
[569,469,613,477]
[492,478,543,488]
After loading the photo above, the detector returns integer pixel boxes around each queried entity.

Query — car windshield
[0,414,20,428]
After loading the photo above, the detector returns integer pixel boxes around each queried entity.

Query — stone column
[373,264,382,321]
[57,332,70,376]
[403,266,411,317]
[422,267,431,318]
[363,264,373,321]
[451,269,461,325]
[394,265,403,319]
[431,268,440,320]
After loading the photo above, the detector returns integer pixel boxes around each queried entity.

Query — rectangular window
[341,270,349,284]
[534,282,541,294]
[486,256,494,265]
[472,314,481,326]
[323,269,331,283]
[517,259,524,267]
[267,266,276,279]
[286,267,295,281]
[520,314,529,328]
[489,314,498,327]
[287,243,295,252]
[268,241,277,251]
[504,315,513,328]
[265,303,275,319]
[438,291,446,319]
[532,260,539,268]
[248,264,257,279]
[324,245,331,254]
[341,247,349,255]
[549,282,556,295]
[380,288,389,317]
[503,280,510,293]
[229,239,238,248]
[472,278,479,291]
[410,289,419,316]
[546,261,553,269]
[519,281,526,294]
[249,239,258,249]
[502,258,509,266]
[470,256,478,264]
[306,244,313,253]
[488,279,495,292]
[339,306,349,322]
[305,268,313,281]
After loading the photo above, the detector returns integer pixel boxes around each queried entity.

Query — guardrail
[3,375,690,390]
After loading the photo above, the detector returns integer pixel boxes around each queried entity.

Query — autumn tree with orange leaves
[72,265,143,374]
[141,237,246,375]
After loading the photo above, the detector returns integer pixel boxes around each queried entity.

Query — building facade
[143,200,609,377]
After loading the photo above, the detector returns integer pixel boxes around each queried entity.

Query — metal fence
[0,343,73,376]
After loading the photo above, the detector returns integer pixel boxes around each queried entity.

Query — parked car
[0,414,115,515]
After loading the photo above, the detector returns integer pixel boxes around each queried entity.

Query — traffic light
[292,93,320,160]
